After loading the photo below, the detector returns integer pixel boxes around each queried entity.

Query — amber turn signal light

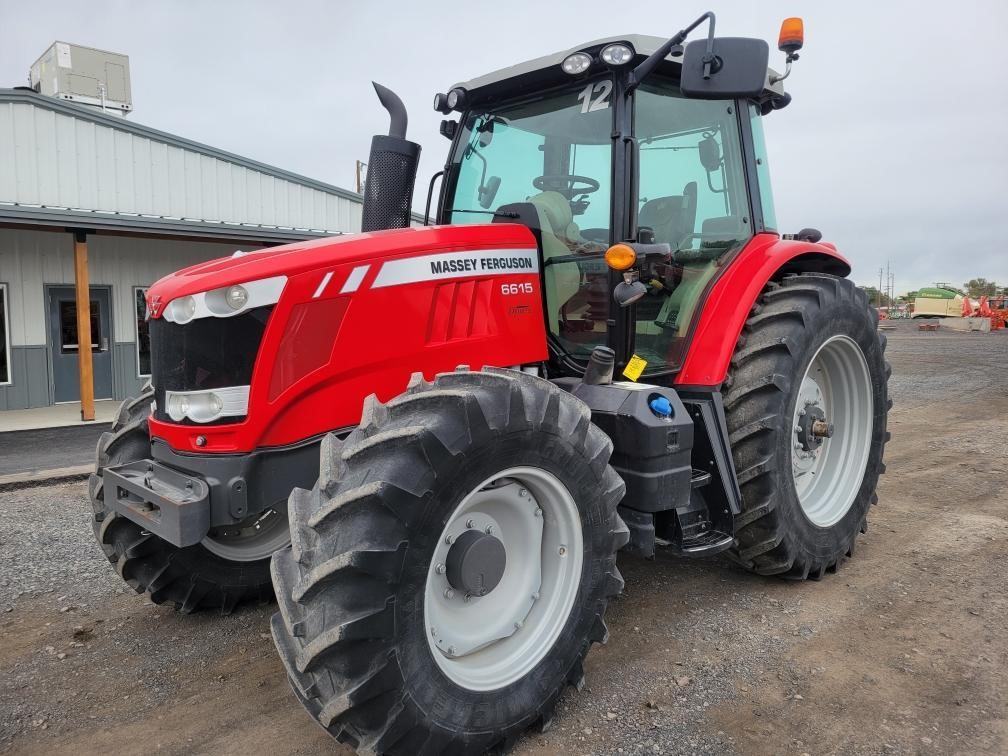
[778,17,804,54]
[604,244,637,271]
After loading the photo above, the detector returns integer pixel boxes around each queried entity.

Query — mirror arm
[628,11,716,92]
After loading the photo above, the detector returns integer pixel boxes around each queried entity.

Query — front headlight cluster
[163,276,286,324]
[165,386,250,423]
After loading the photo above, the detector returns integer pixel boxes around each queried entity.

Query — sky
[2,0,1005,293]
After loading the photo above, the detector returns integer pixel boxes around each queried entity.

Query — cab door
[628,80,753,375]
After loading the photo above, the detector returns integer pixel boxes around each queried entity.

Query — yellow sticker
[622,354,648,382]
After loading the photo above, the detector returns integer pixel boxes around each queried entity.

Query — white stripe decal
[371,248,539,289]
[340,264,371,293]
[312,271,334,299]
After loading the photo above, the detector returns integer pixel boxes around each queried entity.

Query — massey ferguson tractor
[90,13,890,754]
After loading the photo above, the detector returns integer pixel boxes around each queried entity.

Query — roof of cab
[452,34,784,98]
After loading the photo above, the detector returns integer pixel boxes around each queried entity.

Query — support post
[73,230,95,421]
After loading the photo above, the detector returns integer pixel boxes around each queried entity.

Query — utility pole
[878,266,884,307]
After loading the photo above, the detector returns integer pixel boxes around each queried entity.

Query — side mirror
[697,136,721,172]
[478,176,501,209]
[680,37,769,99]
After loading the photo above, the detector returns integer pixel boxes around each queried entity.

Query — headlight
[165,386,250,423]
[168,296,197,324]
[600,43,634,66]
[225,285,248,310]
[162,276,286,323]
[561,52,593,75]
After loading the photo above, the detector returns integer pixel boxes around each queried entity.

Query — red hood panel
[147,224,537,312]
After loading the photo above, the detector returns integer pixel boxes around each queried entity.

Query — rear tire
[270,368,628,754]
[90,388,276,613]
[724,274,890,579]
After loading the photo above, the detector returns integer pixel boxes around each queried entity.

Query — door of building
[47,286,113,403]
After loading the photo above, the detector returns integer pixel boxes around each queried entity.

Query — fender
[674,233,851,387]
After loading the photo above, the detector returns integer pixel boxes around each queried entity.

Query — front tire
[724,274,890,579]
[270,368,628,754]
[90,389,278,613]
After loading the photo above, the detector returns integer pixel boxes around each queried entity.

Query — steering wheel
[533,174,600,197]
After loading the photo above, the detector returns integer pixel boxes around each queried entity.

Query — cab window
[631,81,751,372]
[446,82,615,359]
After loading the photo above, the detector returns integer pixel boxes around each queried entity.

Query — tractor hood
[146,223,539,318]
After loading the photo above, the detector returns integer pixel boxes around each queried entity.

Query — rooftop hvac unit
[29,41,132,116]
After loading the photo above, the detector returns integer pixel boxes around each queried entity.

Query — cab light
[561,52,593,75]
[604,243,637,271]
[600,43,634,66]
[778,17,804,54]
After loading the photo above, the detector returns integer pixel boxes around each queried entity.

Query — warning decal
[622,354,648,382]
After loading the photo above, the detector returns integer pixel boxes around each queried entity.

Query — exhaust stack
[360,83,421,232]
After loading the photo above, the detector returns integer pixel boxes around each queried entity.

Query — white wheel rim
[424,466,583,691]
[791,335,874,527]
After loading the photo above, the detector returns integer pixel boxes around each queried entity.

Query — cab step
[676,528,735,556]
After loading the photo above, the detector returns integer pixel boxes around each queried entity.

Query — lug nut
[444,534,454,545]
[444,588,455,600]
[519,488,528,498]
[463,593,472,603]
[435,563,445,575]
[485,525,494,535]
[466,519,475,529]
[531,591,540,601]
[558,545,567,556]
[447,646,456,657]
[431,627,437,636]
[534,507,542,518]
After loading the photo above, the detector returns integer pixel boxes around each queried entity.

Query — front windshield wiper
[446,208,519,219]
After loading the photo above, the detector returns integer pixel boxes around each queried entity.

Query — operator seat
[528,191,585,334]
[638,182,697,249]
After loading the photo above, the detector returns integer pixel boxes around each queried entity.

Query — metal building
[0,86,366,419]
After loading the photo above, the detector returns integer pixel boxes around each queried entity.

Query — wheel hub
[445,528,506,597]
[796,404,832,452]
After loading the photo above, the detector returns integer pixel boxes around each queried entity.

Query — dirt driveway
[1,321,1005,755]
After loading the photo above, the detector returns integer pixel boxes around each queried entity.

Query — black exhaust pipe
[360,82,421,232]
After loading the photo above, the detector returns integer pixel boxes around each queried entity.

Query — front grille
[150,305,273,424]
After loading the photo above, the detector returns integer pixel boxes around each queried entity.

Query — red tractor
[91,14,889,754]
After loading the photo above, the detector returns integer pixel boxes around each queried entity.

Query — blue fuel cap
[649,395,673,419]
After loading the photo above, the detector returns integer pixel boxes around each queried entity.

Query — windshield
[445,80,614,357]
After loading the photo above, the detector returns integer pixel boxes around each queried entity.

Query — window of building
[135,287,151,377]
[0,283,10,385]
[58,299,103,353]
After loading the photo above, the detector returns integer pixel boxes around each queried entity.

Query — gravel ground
[0,320,1005,755]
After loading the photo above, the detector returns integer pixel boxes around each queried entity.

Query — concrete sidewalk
[0,400,120,432]
[0,424,110,488]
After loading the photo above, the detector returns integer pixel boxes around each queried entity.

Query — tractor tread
[270,367,626,754]
[90,386,276,613]
[724,273,890,580]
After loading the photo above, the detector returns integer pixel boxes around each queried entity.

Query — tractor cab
[433,31,789,378]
